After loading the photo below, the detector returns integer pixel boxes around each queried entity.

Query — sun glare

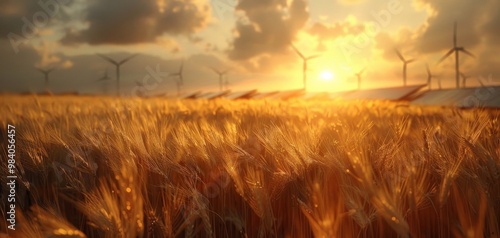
[320,70,334,81]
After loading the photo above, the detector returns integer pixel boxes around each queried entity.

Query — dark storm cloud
[61,0,210,45]
[308,22,365,41]
[0,1,39,36]
[228,0,309,61]
[1,0,74,52]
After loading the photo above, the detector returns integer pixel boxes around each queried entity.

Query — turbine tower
[355,67,366,90]
[291,44,320,91]
[438,22,475,89]
[209,66,231,92]
[97,53,138,96]
[36,67,55,91]
[169,61,184,97]
[394,49,415,86]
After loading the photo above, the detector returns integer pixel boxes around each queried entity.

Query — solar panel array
[340,85,426,101]
[145,84,500,108]
[224,90,258,100]
[197,90,231,100]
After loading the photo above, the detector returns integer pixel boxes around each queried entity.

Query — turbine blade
[291,44,305,59]
[394,48,405,62]
[118,53,138,65]
[438,49,454,64]
[406,58,416,64]
[357,66,367,75]
[460,48,475,58]
[97,53,118,65]
[454,21,457,47]
[306,55,320,60]
[208,66,221,74]
[477,78,485,87]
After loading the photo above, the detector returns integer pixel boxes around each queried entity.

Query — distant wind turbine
[460,72,472,88]
[438,22,475,89]
[394,49,416,86]
[291,44,320,91]
[97,53,138,96]
[169,61,184,97]
[97,69,111,94]
[425,64,442,90]
[477,77,485,87]
[35,67,55,91]
[355,67,366,90]
[209,66,231,91]
[97,69,111,82]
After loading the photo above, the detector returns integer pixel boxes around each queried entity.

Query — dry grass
[0,95,499,237]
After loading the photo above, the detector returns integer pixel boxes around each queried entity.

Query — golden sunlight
[320,70,334,81]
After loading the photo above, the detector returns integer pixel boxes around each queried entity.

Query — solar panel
[302,92,330,100]
[268,89,304,100]
[411,86,500,108]
[180,91,202,99]
[341,85,426,101]
[455,87,500,108]
[225,90,258,100]
[251,91,279,99]
[198,90,231,100]
[328,91,352,100]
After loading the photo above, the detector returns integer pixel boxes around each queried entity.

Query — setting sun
[320,70,335,81]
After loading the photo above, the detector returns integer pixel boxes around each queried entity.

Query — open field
[1,95,499,237]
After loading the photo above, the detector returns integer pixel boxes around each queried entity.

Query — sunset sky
[0,0,499,96]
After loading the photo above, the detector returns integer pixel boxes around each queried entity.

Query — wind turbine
[354,67,366,90]
[425,63,443,90]
[438,22,475,89]
[97,69,111,82]
[96,69,111,94]
[460,72,472,88]
[35,67,55,91]
[477,77,485,87]
[169,61,184,97]
[208,66,231,91]
[96,53,138,96]
[291,44,320,91]
[394,49,416,86]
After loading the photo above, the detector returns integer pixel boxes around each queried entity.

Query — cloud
[371,0,500,82]
[227,0,309,61]
[308,21,365,41]
[391,0,494,55]
[61,0,210,45]
[337,0,366,6]
[0,0,45,36]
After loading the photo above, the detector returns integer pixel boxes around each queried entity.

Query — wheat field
[1,95,499,237]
